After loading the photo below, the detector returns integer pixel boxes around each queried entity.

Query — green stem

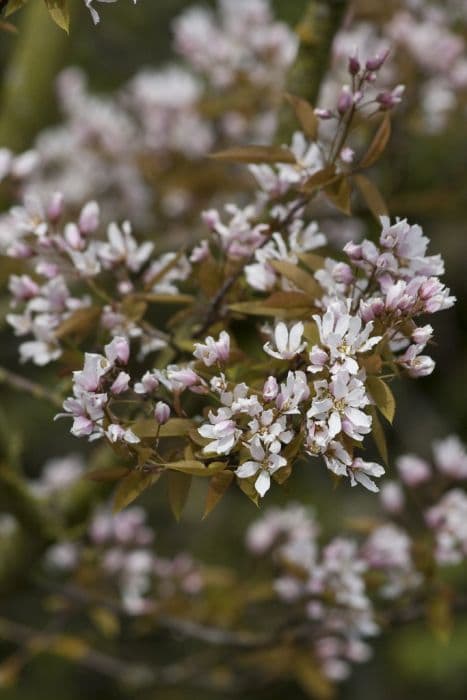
[0,0,70,150]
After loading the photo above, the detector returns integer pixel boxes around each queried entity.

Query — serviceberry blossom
[263,321,306,360]
[193,331,230,366]
[235,439,287,497]
[433,435,467,479]
[311,301,381,375]
[426,489,467,565]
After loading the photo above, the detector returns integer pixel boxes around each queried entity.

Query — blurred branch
[0,365,62,407]
[0,0,70,150]
[276,0,349,142]
[0,449,112,594]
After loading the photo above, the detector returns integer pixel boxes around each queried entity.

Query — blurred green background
[0,0,467,698]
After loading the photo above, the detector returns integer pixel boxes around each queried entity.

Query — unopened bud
[47,192,64,223]
[337,86,353,115]
[154,401,170,425]
[348,55,360,76]
[366,49,390,72]
[79,201,100,234]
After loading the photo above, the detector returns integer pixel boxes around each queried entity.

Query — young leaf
[359,114,391,169]
[366,375,396,423]
[203,470,234,519]
[113,470,159,513]
[210,145,296,164]
[284,93,318,140]
[132,417,194,439]
[298,252,326,272]
[168,471,192,521]
[301,165,338,194]
[165,460,225,477]
[132,293,194,305]
[263,290,314,309]
[269,260,322,298]
[354,174,388,219]
[55,306,101,340]
[44,0,70,33]
[4,0,27,17]
[324,175,352,215]
[370,407,389,465]
[229,301,306,319]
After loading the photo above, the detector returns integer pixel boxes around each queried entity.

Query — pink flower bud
[263,376,278,401]
[366,49,390,72]
[201,209,220,231]
[343,241,363,261]
[118,280,133,295]
[340,147,355,164]
[348,55,360,76]
[190,240,209,263]
[359,298,385,323]
[314,108,333,120]
[154,401,170,425]
[105,336,130,365]
[377,85,405,110]
[79,201,100,234]
[47,192,64,223]
[412,324,433,346]
[64,222,84,250]
[337,85,353,115]
[111,371,130,395]
[332,262,354,284]
[168,367,200,388]
[405,355,435,378]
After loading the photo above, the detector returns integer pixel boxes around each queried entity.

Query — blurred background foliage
[0,0,466,698]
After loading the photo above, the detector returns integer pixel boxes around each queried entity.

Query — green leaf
[298,252,326,272]
[168,471,192,521]
[269,260,322,298]
[359,114,391,169]
[229,301,306,319]
[263,290,314,309]
[210,145,296,164]
[55,306,101,340]
[293,654,334,699]
[301,165,338,194]
[132,293,194,304]
[324,175,352,215]
[354,174,388,219]
[165,460,226,477]
[366,375,396,423]
[284,93,318,140]
[132,418,194,439]
[203,470,234,518]
[4,0,27,18]
[113,470,160,513]
[370,407,388,465]
[44,0,69,32]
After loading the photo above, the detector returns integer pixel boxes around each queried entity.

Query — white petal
[255,471,271,497]
[236,461,260,478]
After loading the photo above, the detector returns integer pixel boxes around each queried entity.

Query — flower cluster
[47,503,202,615]
[2,0,296,229]
[245,502,422,683]
[3,194,189,364]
